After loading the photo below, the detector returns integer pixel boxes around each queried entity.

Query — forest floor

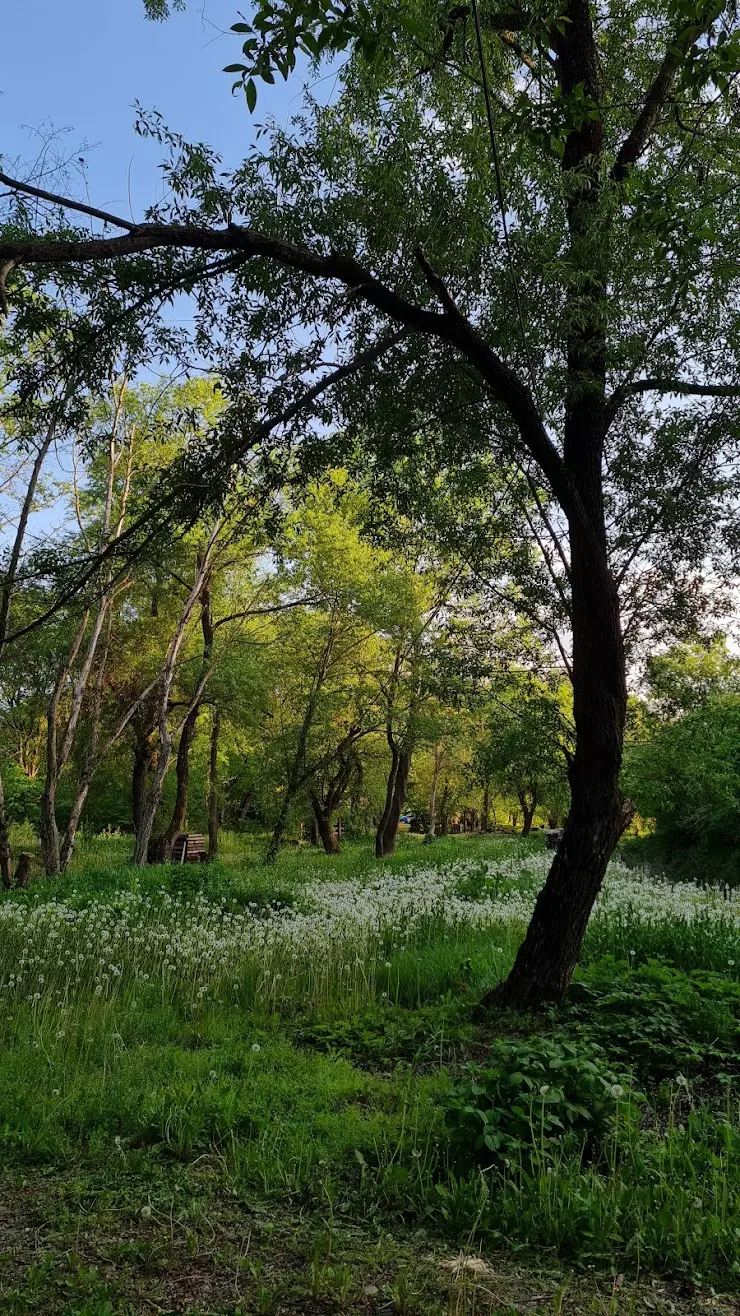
[0,835,738,1315]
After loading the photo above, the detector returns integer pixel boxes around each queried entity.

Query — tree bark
[309,792,341,854]
[132,734,156,835]
[481,781,490,833]
[264,789,292,864]
[207,708,220,858]
[0,770,12,889]
[164,704,200,850]
[132,526,221,866]
[519,789,537,838]
[375,742,411,858]
[427,743,443,839]
[491,509,628,1007]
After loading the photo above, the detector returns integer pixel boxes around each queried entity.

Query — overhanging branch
[0,175,574,520]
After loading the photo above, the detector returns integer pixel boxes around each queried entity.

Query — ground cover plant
[1,834,738,1313]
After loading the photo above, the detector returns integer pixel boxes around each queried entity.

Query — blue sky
[1,3,316,546]
[1,0,303,218]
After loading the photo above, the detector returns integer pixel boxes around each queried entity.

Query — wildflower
[251,1042,261,1053]
[610,1084,625,1099]
[209,1070,217,1080]
[51,1089,60,1097]
[539,1085,549,1096]
[140,1205,152,1219]
[676,1074,689,1089]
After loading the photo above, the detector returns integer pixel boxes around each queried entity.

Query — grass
[1,834,739,1313]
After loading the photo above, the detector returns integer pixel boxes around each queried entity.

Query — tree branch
[2,332,406,646]
[0,170,139,231]
[0,186,574,518]
[611,27,704,182]
[615,376,740,400]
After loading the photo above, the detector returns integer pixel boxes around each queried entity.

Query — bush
[561,957,740,1080]
[444,1036,636,1171]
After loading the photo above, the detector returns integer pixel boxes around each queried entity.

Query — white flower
[140,1205,152,1219]
[539,1085,549,1096]
[251,1043,261,1053]
[610,1084,624,1099]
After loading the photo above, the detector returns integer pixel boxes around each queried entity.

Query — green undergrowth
[1,836,739,1309]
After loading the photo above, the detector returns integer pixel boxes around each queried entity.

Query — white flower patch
[0,854,737,1015]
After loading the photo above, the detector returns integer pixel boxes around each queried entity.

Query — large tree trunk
[309,791,341,855]
[485,0,629,1009]
[306,794,339,858]
[207,709,220,858]
[132,736,156,835]
[493,525,628,1008]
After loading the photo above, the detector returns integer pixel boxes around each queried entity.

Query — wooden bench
[172,833,207,864]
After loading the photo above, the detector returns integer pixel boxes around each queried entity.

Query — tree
[479,676,572,836]
[259,475,390,861]
[2,0,740,998]
[643,636,740,720]
[624,694,740,861]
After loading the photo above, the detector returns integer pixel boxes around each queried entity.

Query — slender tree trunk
[427,743,442,839]
[164,705,200,850]
[265,668,324,863]
[208,708,220,858]
[376,746,411,858]
[375,743,399,858]
[265,789,293,864]
[0,412,61,885]
[237,788,253,822]
[133,525,221,867]
[439,782,451,837]
[519,790,537,838]
[0,771,12,889]
[481,782,490,833]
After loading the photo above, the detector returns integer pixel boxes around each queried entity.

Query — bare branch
[0,169,139,231]
[611,26,707,182]
[616,377,740,400]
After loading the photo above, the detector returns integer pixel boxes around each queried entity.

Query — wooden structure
[172,833,207,864]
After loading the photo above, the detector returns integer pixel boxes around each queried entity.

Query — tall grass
[1,835,739,1284]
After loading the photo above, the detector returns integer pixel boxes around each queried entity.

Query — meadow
[0,833,739,1316]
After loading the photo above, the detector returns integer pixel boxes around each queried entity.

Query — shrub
[444,1036,636,1171]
